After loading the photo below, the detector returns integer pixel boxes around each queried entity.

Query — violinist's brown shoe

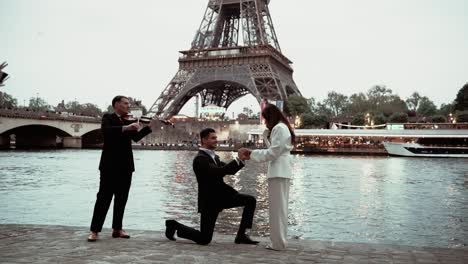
[87,232,98,242]
[112,229,130,239]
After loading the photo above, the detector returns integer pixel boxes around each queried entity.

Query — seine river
[0,149,466,248]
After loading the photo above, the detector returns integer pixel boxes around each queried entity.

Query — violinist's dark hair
[200,128,216,143]
[112,95,129,107]
[262,104,296,144]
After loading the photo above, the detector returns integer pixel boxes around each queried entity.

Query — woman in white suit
[242,104,295,250]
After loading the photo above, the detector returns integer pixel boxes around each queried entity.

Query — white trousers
[268,177,290,250]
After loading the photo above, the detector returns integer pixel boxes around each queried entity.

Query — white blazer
[250,122,293,179]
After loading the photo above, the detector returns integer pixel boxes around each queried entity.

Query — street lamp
[294,115,301,128]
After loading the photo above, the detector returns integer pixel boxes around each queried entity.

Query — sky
[1,0,467,116]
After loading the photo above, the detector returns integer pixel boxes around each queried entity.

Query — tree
[286,95,310,117]
[127,97,148,115]
[0,91,17,108]
[79,103,103,116]
[431,115,447,123]
[64,100,102,116]
[367,85,393,109]
[380,95,408,116]
[242,107,253,117]
[346,93,370,115]
[454,83,468,111]
[406,92,422,112]
[439,103,455,117]
[28,96,49,111]
[352,113,366,126]
[456,111,468,123]
[389,112,409,123]
[323,91,349,117]
[302,113,328,128]
[251,111,260,119]
[307,97,317,113]
[65,100,81,114]
[373,113,387,125]
[417,96,437,116]
[315,102,333,117]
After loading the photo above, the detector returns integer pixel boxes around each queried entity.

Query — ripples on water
[0,149,467,248]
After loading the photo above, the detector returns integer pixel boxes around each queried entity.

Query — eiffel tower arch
[148,0,302,119]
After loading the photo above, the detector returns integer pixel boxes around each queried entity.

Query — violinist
[88,95,154,242]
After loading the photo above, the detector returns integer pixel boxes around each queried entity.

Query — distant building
[200,105,225,120]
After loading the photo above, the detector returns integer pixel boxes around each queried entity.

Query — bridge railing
[0,108,101,123]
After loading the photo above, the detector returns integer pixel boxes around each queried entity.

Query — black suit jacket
[98,113,152,173]
[193,150,244,213]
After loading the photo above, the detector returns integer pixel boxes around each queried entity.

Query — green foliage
[243,107,253,117]
[28,96,50,112]
[367,85,393,109]
[0,91,18,108]
[406,92,421,111]
[286,95,311,116]
[456,111,468,123]
[439,103,455,116]
[346,93,370,114]
[431,115,447,123]
[417,96,437,116]
[389,112,409,123]
[352,113,366,126]
[127,97,148,115]
[323,91,349,117]
[106,105,114,113]
[302,113,329,128]
[64,101,102,116]
[373,113,387,125]
[454,83,468,111]
[380,95,408,116]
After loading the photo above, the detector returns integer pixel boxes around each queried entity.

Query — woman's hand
[238,148,252,161]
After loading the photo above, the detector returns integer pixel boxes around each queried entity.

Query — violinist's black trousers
[90,171,132,232]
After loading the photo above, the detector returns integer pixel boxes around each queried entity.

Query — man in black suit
[88,95,153,242]
[165,128,259,245]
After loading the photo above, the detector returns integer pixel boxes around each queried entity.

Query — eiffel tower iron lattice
[148,0,302,119]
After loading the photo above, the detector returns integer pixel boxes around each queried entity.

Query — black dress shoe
[235,234,259,244]
[165,220,177,241]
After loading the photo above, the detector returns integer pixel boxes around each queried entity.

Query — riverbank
[0,225,466,263]
[130,145,389,156]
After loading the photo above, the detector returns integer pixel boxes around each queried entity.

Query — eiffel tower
[148,0,301,118]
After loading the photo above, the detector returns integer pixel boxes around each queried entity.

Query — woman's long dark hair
[262,104,296,144]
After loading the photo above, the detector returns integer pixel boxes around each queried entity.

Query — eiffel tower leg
[147,69,195,117]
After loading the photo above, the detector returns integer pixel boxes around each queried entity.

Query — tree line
[0,93,147,117]
[286,83,468,128]
[1,83,467,124]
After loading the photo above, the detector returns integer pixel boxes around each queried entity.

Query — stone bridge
[0,109,101,149]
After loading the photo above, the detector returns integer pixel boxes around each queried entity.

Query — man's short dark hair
[200,128,216,141]
[112,95,128,107]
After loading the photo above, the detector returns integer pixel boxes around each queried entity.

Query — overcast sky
[1,0,467,116]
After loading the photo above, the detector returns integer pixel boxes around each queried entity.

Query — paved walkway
[0,225,466,263]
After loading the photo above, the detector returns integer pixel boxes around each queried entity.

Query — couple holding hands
[165,104,295,251]
[89,96,295,251]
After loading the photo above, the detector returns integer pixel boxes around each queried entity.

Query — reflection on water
[0,150,467,248]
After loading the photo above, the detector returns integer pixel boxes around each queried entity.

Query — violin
[121,114,174,127]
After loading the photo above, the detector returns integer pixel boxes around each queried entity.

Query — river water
[0,149,466,248]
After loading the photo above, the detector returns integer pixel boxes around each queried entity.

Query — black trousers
[174,193,256,245]
[90,171,132,232]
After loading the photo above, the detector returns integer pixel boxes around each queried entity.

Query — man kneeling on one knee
[165,128,259,245]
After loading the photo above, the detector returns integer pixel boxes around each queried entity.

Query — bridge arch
[1,124,72,149]
[81,128,103,148]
